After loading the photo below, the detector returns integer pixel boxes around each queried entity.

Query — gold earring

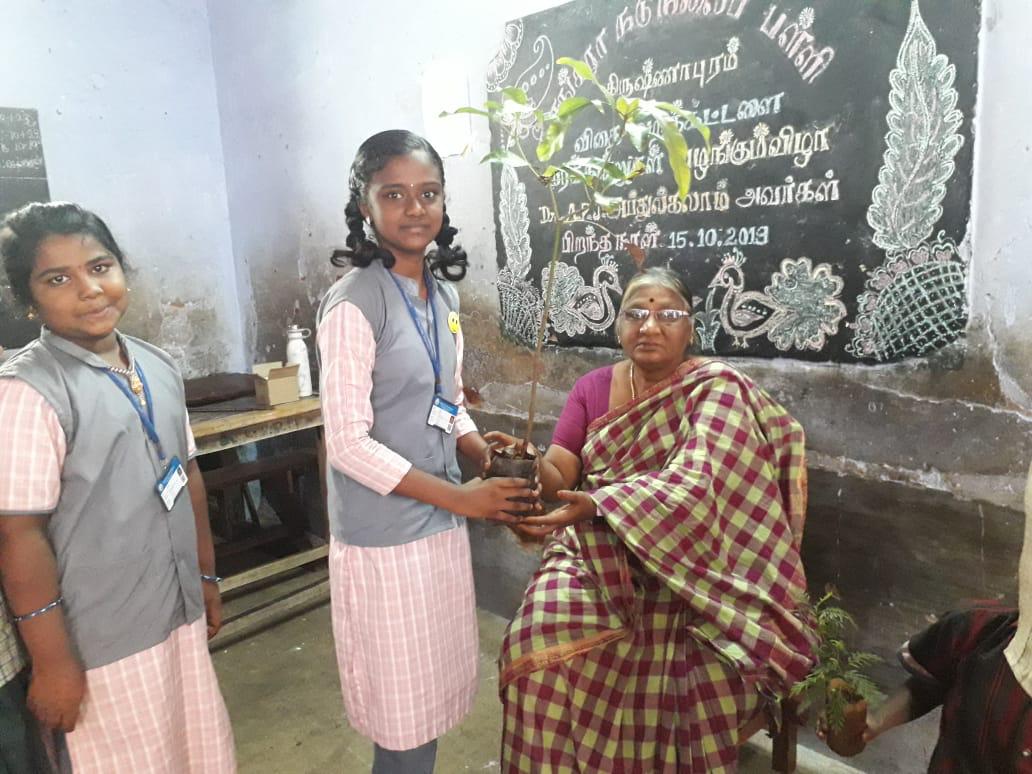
[26,307,37,320]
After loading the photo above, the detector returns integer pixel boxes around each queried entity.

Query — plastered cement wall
[0,0,245,374]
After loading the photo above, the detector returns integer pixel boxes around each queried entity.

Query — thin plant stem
[516,111,627,454]
[520,184,563,455]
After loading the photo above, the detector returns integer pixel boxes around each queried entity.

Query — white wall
[969,0,1032,407]
[0,0,244,374]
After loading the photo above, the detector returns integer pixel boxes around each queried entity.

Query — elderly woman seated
[488,267,817,773]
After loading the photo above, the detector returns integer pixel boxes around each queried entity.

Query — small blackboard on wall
[0,107,50,348]
[0,108,49,216]
[486,0,979,363]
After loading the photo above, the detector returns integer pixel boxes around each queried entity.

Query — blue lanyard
[104,361,166,463]
[388,269,442,394]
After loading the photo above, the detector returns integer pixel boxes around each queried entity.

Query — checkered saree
[500,361,816,773]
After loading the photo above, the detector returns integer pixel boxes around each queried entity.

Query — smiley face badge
[447,310,461,335]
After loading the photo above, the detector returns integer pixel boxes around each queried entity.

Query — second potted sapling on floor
[791,587,884,757]
[446,57,709,494]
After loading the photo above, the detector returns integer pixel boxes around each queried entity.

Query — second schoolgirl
[0,202,236,773]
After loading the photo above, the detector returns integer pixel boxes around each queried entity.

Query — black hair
[330,129,468,281]
[0,201,128,307]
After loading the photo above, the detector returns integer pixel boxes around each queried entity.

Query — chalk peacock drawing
[488,18,625,347]
[694,250,846,352]
[495,165,623,345]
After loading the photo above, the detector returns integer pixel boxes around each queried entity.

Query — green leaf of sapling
[556,57,598,85]
[480,149,529,168]
[557,96,592,119]
[501,87,529,105]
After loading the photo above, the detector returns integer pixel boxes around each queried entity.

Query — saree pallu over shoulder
[500,359,815,694]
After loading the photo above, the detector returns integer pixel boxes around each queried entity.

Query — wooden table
[190,396,330,648]
[190,395,323,456]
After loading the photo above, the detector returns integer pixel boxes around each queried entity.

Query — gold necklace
[629,361,637,401]
[108,355,146,408]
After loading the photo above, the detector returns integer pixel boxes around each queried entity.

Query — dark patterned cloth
[0,668,51,774]
[0,593,25,689]
[500,361,816,773]
[901,607,1032,773]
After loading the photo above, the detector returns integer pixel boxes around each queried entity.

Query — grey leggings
[372,739,438,774]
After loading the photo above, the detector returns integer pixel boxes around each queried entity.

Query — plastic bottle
[285,324,313,398]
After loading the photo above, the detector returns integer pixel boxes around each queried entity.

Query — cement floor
[212,603,877,774]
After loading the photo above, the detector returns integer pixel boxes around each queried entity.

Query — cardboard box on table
[252,362,300,406]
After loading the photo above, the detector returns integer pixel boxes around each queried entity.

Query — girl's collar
[380,260,434,300]
[392,272,422,298]
[40,326,128,369]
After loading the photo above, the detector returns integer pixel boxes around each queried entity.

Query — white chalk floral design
[765,258,847,351]
[850,0,968,360]
[698,250,847,352]
[848,233,965,359]
[486,20,523,91]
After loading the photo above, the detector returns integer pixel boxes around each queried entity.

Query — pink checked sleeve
[318,301,412,495]
[0,379,66,514]
[453,325,477,439]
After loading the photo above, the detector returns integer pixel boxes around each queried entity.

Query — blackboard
[0,107,49,348]
[486,0,979,363]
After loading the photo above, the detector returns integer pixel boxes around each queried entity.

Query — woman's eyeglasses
[620,308,693,325]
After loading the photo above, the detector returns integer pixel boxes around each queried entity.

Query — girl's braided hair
[331,129,467,281]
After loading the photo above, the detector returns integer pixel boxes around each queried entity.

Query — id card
[427,395,458,434]
[156,456,189,511]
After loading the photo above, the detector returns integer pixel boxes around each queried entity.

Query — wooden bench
[202,449,319,547]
